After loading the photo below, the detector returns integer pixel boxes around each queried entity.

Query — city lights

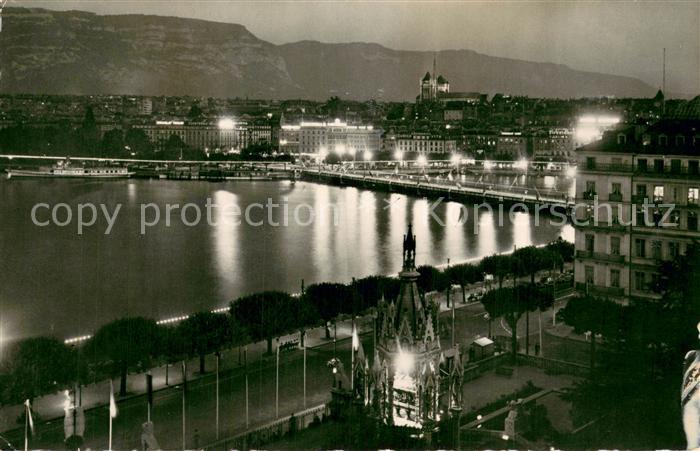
[396,350,414,374]
[483,160,495,170]
[416,155,427,167]
[363,151,373,161]
[513,158,529,170]
[574,114,621,145]
[394,150,404,161]
[217,118,235,130]
[450,153,461,165]
[566,165,577,178]
[334,144,346,155]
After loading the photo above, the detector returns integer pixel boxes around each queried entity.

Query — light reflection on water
[0,179,572,339]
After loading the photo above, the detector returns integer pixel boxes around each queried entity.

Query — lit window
[653,185,664,203]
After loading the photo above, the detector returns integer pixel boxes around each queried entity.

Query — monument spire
[403,223,416,270]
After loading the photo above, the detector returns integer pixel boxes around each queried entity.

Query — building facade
[278,119,381,156]
[574,119,700,303]
[394,132,457,155]
[532,128,575,161]
[495,132,530,160]
[133,120,248,153]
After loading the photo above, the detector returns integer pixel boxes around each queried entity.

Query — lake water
[0,178,573,342]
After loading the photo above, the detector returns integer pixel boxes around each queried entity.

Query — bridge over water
[299,165,574,213]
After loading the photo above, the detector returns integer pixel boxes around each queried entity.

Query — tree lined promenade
[0,241,573,438]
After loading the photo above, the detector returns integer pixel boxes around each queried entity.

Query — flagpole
[108,381,113,451]
[216,353,220,440]
[182,361,186,451]
[351,321,355,391]
[303,345,307,409]
[244,346,249,429]
[275,345,280,419]
[24,401,28,451]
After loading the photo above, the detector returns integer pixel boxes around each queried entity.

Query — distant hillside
[0,7,656,100]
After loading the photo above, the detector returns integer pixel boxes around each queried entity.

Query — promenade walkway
[0,266,573,435]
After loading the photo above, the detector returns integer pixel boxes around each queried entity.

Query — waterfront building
[573,114,700,303]
[532,128,575,161]
[133,120,248,153]
[496,131,531,160]
[278,118,380,156]
[394,132,457,155]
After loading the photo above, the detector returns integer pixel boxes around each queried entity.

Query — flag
[352,325,359,352]
[109,381,118,418]
[24,399,34,435]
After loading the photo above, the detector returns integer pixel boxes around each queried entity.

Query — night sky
[14,0,700,95]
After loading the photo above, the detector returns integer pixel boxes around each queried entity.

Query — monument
[347,224,464,444]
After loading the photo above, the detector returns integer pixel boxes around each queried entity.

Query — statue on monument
[682,322,700,449]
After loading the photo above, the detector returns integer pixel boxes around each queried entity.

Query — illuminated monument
[349,224,463,441]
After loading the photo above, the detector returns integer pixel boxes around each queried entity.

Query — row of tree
[0,240,573,406]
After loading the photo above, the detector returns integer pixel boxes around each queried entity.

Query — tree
[351,276,400,312]
[76,106,99,156]
[416,265,447,294]
[324,96,342,117]
[513,246,559,354]
[558,295,623,378]
[480,254,514,289]
[89,317,163,396]
[187,104,204,120]
[302,283,353,339]
[100,129,125,156]
[177,312,231,374]
[163,134,187,159]
[241,142,274,160]
[545,238,574,270]
[446,263,482,304]
[481,285,552,361]
[230,317,250,365]
[124,128,153,158]
[231,291,302,354]
[0,337,77,404]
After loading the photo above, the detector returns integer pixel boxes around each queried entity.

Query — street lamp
[317,146,328,172]
[394,149,404,169]
[363,151,373,161]
[514,157,529,171]
[417,154,427,167]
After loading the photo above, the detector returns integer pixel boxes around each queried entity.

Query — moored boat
[6,160,133,179]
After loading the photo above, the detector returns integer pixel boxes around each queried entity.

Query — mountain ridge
[0,7,656,100]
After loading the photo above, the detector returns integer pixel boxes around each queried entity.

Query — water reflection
[0,179,572,339]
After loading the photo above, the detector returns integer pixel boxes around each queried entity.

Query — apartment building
[574,118,700,303]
